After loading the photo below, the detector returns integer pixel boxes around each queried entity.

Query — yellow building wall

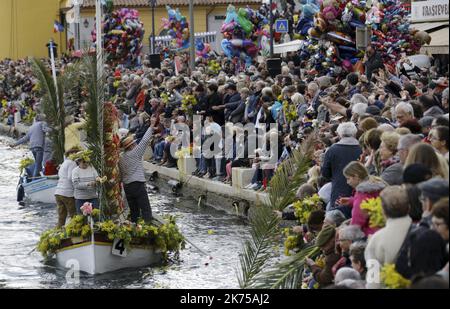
[81,6,209,35]
[0,0,66,59]
[0,2,260,59]
[81,4,260,36]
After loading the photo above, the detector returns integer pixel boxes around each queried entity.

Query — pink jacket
[348,178,387,236]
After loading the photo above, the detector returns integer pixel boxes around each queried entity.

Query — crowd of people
[1,26,449,288]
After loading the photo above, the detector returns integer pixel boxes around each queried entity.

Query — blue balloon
[221,39,234,58]
[224,6,238,24]
[195,39,204,51]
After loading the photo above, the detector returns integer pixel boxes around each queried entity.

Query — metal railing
[150,31,219,53]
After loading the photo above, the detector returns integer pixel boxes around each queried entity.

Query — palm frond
[30,58,65,165]
[268,135,316,211]
[78,55,103,173]
[59,62,84,116]
[237,134,317,289]
[237,205,280,288]
[78,54,110,219]
[250,245,320,289]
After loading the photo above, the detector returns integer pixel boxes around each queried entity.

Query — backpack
[395,224,447,280]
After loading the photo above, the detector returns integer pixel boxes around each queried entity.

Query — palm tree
[30,58,80,165]
[238,135,320,289]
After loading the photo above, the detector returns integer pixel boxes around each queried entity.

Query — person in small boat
[55,147,80,227]
[119,126,153,223]
[10,114,50,178]
[71,151,99,214]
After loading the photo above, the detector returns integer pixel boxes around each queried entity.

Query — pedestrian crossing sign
[275,19,289,33]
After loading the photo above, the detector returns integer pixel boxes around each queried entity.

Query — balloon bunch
[293,0,426,75]
[161,6,190,50]
[366,0,425,69]
[195,39,212,59]
[92,7,145,66]
[220,5,270,66]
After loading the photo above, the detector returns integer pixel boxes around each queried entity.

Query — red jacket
[44,160,58,176]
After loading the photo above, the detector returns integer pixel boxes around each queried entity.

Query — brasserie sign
[411,0,449,22]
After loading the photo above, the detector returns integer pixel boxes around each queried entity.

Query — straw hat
[120,135,136,150]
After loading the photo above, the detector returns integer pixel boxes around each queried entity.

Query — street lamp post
[189,0,195,73]
[269,0,274,58]
[149,0,156,54]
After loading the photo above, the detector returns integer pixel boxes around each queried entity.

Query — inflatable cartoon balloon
[92,5,144,66]
[162,6,190,50]
[220,4,269,68]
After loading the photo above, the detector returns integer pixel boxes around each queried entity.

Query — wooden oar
[152,213,209,257]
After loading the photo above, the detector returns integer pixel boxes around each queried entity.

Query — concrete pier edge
[1,121,269,217]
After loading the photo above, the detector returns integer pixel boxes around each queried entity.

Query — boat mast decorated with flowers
[36,0,184,275]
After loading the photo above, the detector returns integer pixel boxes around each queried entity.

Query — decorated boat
[38,210,184,275]
[34,0,184,274]
[17,158,58,204]
[21,176,58,204]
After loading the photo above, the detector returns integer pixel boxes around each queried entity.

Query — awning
[273,40,303,54]
[420,26,449,55]
[411,21,448,32]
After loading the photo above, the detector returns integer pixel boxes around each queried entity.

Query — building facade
[0,0,261,60]
[0,0,67,59]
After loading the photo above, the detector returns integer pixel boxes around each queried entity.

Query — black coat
[207,91,225,126]
[365,52,383,80]
[321,140,362,208]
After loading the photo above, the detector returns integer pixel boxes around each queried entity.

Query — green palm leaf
[268,136,315,211]
[237,205,280,288]
[78,55,103,173]
[237,135,317,289]
[250,245,320,289]
[30,58,65,165]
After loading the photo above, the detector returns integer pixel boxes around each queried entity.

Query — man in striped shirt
[119,127,153,223]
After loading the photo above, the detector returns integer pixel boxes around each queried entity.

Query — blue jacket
[321,138,362,208]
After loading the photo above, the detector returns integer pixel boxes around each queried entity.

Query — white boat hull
[55,241,163,275]
[22,177,58,204]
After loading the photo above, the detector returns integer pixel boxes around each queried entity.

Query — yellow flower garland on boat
[37,213,185,258]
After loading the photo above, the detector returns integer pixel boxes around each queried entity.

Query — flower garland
[37,212,185,259]
[37,211,99,258]
[360,197,385,228]
[19,157,34,173]
[293,194,323,225]
[283,228,304,256]
[22,107,36,125]
[103,102,123,215]
[160,92,171,105]
[282,100,298,123]
[181,94,197,114]
[208,60,221,75]
[69,149,93,163]
[381,264,411,289]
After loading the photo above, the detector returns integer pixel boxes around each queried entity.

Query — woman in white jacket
[365,186,412,284]
[54,147,80,227]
